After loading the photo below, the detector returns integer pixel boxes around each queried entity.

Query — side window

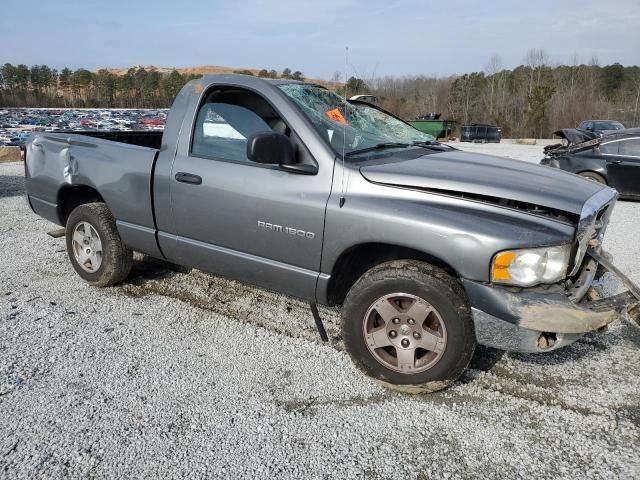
[619,139,640,157]
[600,141,619,155]
[191,90,288,163]
[585,121,594,131]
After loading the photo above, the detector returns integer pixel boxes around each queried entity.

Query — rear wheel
[342,260,476,393]
[65,203,133,287]
[578,171,606,184]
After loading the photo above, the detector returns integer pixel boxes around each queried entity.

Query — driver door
[161,88,333,300]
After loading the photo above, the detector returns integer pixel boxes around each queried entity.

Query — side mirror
[246,131,318,175]
[247,132,295,166]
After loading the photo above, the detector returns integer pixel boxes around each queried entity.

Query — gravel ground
[1,143,639,479]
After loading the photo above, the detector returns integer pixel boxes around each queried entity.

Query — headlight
[491,245,571,287]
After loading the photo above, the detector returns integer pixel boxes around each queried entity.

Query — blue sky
[1,0,638,79]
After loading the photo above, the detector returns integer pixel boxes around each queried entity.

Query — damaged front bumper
[464,249,640,353]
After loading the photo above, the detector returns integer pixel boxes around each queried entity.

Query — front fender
[558,155,608,182]
[320,172,575,283]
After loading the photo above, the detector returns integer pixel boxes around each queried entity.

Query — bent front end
[464,188,639,353]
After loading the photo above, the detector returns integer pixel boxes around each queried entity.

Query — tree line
[2,51,639,137]
[0,64,198,108]
[361,51,640,137]
[0,64,307,109]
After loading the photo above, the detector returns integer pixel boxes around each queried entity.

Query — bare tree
[629,70,640,126]
[525,48,549,94]
[484,54,502,118]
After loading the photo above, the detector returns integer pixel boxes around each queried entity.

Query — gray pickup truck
[24,75,639,392]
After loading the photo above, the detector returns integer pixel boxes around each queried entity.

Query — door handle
[607,159,622,164]
[175,172,202,185]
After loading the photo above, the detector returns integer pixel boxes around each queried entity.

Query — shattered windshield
[278,83,434,156]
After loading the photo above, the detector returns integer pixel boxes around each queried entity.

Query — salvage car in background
[541,129,640,199]
[459,123,501,143]
[577,119,626,136]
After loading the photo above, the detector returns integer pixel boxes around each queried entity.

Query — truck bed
[25,131,162,257]
[55,130,163,150]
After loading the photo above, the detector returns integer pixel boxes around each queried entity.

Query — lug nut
[401,339,410,348]
[408,318,415,325]
[413,332,421,339]
[389,330,397,338]
[392,318,400,324]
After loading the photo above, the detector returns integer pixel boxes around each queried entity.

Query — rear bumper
[462,252,639,353]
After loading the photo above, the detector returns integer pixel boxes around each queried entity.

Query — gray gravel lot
[1,145,639,479]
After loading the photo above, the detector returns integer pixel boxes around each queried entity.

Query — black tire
[342,260,476,393]
[578,171,607,184]
[65,203,133,287]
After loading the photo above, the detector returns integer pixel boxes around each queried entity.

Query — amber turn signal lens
[492,251,516,282]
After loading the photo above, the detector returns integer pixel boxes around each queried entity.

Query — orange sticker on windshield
[326,108,347,124]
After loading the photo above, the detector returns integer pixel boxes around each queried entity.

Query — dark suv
[577,120,625,135]
[459,124,501,143]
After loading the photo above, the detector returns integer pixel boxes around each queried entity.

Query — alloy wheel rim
[362,292,447,374]
[71,221,103,273]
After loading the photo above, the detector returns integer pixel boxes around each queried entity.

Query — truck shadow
[128,254,189,280]
[462,334,616,375]
[509,322,640,366]
[468,345,505,372]
[465,322,638,379]
[119,256,340,345]
[0,174,25,198]
[478,328,631,376]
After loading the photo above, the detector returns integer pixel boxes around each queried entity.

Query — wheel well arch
[325,243,459,306]
[57,185,104,225]
[575,169,608,184]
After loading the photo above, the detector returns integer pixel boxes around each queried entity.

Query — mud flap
[310,303,329,342]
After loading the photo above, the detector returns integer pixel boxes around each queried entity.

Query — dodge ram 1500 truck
[24,75,640,393]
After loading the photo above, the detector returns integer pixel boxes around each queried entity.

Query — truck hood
[359,150,604,215]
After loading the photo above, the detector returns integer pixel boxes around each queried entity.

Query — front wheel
[342,260,476,393]
[578,171,606,184]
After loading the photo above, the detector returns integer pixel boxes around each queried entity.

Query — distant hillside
[101,64,341,88]
[103,64,248,76]
[0,61,348,109]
